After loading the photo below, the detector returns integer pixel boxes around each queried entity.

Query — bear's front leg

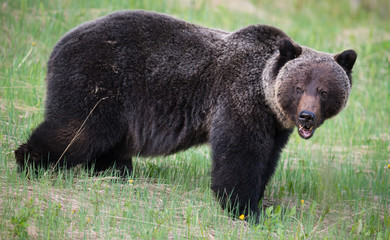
[210,115,278,220]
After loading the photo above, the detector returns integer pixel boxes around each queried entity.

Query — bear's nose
[299,110,316,124]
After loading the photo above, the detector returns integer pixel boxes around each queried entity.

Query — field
[0,0,389,239]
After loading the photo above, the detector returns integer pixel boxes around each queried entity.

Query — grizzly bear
[15,10,357,218]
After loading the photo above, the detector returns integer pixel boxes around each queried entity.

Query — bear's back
[47,10,227,98]
[49,10,227,68]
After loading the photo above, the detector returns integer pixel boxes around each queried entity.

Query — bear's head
[263,39,357,139]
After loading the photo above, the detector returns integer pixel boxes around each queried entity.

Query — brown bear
[15,10,356,219]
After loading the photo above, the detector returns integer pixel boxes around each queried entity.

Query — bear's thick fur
[15,10,357,217]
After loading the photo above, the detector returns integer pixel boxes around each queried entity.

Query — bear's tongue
[298,125,313,139]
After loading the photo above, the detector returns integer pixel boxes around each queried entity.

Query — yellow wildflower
[388,164,390,169]
[129,179,133,184]
[301,199,304,205]
[239,214,245,220]
[32,42,36,46]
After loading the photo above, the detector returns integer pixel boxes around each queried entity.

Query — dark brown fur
[15,10,356,220]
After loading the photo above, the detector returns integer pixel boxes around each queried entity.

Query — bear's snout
[297,110,317,139]
[298,110,316,127]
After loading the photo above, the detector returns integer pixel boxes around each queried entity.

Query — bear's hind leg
[15,120,82,172]
[15,119,124,174]
[16,93,130,175]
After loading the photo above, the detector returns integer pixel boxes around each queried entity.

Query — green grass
[1,0,389,239]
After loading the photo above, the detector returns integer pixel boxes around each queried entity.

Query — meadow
[0,0,389,239]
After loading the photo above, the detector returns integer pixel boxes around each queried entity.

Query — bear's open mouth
[298,124,315,139]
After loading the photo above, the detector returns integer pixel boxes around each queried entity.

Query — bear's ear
[272,39,302,77]
[334,49,357,82]
[278,39,302,60]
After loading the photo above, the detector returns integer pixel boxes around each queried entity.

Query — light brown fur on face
[297,91,319,120]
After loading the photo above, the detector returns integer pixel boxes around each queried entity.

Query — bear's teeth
[299,125,313,132]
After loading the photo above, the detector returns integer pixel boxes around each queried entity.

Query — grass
[1,0,389,239]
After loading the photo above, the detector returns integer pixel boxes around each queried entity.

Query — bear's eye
[320,90,328,97]
[296,87,303,94]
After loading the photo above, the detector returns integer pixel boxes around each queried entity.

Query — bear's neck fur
[262,51,295,129]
